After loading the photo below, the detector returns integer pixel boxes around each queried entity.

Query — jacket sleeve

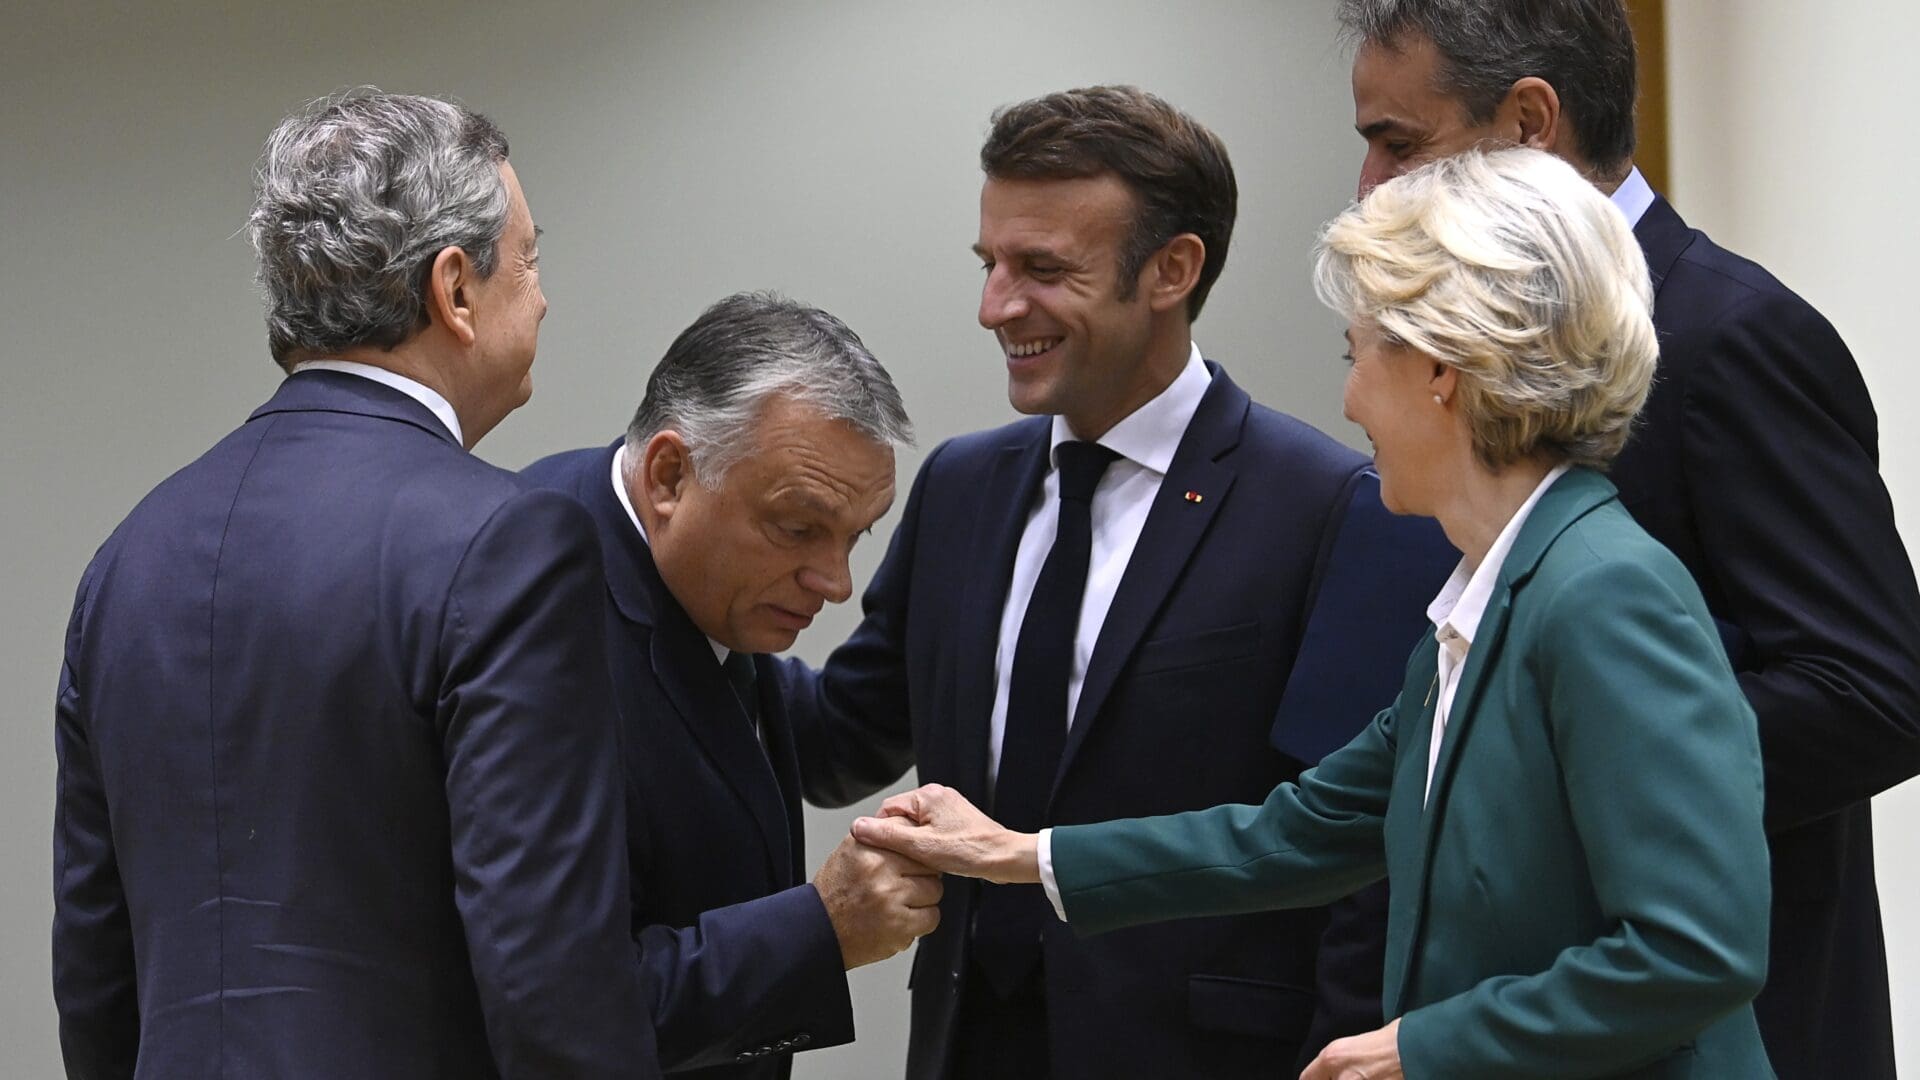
[52,561,141,1080]
[1051,699,1398,935]
[439,488,659,1079]
[1678,288,1920,830]
[776,443,948,809]
[1395,557,1770,1079]
[630,884,854,1071]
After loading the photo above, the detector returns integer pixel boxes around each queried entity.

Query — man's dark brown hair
[981,85,1238,321]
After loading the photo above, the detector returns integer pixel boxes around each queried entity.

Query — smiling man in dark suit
[1340,2,1920,1076]
[772,87,1455,1079]
[53,92,653,1078]
[523,292,939,1078]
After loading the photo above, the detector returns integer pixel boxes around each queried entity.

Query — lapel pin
[1183,490,1204,503]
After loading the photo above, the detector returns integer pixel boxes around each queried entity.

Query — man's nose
[979,268,1029,330]
[800,554,853,606]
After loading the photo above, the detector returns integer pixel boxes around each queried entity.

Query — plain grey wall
[2,2,1361,1075]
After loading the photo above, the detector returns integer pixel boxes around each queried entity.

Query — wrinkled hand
[812,834,943,970]
[850,783,1039,885]
[1300,1018,1402,1080]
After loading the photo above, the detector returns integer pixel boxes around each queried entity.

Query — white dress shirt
[291,359,464,446]
[611,444,730,666]
[1007,343,1210,915]
[1610,166,1655,229]
[1421,464,1570,804]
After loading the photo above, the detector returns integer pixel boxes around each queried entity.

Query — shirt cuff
[1037,828,1067,921]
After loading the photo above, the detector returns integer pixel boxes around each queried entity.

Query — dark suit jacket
[1613,197,1920,1080]
[522,444,854,1079]
[52,372,654,1080]
[775,363,1455,1078]
[1052,470,1775,1079]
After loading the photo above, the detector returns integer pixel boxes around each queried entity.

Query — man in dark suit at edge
[1339,2,1920,1076]
[522,292,941,1077]
[774,86,1456,1078]
[53,92,656,1078]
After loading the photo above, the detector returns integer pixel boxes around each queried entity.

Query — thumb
[851,814,921,856]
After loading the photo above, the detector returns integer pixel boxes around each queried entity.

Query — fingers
[875,791,922,820]
[898,873,943,909]
[850,813,922,857]
[903,904,940,940]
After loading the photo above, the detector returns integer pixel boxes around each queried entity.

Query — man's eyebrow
[1357,117,1413,140]
[971,243,1073,265]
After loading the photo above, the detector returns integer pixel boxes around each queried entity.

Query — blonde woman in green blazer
[854,148,1773,1079]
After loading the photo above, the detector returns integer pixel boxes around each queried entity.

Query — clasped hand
[854,786,1404,1080]
[851,784,1041,885]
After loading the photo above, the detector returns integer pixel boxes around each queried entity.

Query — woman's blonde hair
[1313,147,1657,470]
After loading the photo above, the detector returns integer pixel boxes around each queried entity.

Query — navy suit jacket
[522,444,854,1079]
[775,363,1455,1078]
[1611,197,1920,1080]
[52,372,655,1079]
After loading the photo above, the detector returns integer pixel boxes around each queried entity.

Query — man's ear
[1502,76,1563,153]
[1145,233,1205,314]
[641,431,696,522]
[425,245,478,346]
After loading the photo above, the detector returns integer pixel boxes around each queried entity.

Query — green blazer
[1051,470,1773,1078]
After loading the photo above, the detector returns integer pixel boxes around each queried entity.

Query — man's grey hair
[626,292,915,486]
[1337,0,1638,174]
[247,89,512,369]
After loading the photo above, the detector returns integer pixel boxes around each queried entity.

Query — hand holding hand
[850,783,1039,885]
[1299,1018,1402,1080]
[812,835,942,970]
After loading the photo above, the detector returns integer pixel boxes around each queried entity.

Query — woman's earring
[1433,395,1445,405]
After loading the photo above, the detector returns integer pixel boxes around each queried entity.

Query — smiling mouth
[1004,337,1062,361]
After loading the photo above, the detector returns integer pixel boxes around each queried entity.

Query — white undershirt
[1421,464,1570,804]
[611,444,729,665]
[290,359,463,446]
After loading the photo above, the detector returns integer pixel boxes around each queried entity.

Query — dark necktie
[972,439,1119,998]
[722,650,760,731]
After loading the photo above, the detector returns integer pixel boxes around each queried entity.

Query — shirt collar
[1426,463,1572,647]
[1609,166,1656,229]
[289,359,464,446]
[1047,341,1211,474]
[612,443,730,665]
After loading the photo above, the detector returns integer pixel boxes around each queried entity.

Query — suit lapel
[1051,368,1245,801]
[1388,470,1622,1009]
[753,653,808,885]
[949,430,1052,807]
[584,444,793,883]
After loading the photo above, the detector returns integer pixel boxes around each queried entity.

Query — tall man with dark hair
[522,292,940,1078]
[776,86,1453,1079]
[53,92,655,1078]
[1340,3,1920,1076]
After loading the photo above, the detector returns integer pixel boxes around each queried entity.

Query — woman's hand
[850,784,1040,884]
[1300,1018,1402,1080]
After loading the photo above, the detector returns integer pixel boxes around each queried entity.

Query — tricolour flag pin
[1183,490,1204,503]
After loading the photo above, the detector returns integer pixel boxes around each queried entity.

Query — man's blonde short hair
[1313,147,1657,470]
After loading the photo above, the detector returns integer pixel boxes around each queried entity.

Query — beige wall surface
[0,3,1365,1076]
[5,2,1913,1077]
[1667,2,1920,1072]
